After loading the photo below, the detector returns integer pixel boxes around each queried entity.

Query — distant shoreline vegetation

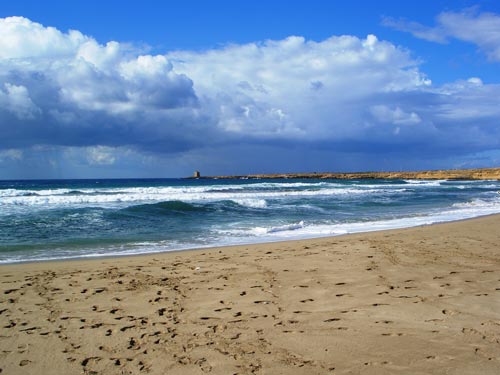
[192,167,500,180]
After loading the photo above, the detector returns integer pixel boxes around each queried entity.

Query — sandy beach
[1,215,500,374]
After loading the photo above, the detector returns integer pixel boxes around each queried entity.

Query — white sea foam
[0,188,73,197]
[0,185,407,209]
[250,221,305,235]
[0,240,197,264]
[451,198,499,209]
[231,199,268,208]
[403,179,446,186]
[244,181,334,188]
[0,181,332,198]
[215,196,500,243]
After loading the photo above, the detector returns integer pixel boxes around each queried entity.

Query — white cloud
[86,146,116,165]
[0,16,87,59]
[383,9,500,61]
[438,10,500,61]
[467,77,483,85]
[0,83,41,119]
[55,44,196,113]
[0,149,23,161]
[370,105,422,126]
[0,16,196,116]
[381,17,447,43]
[168,34,430,139]
[434,80,500,121]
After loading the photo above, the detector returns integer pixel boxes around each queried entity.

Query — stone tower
[193,170,200,178]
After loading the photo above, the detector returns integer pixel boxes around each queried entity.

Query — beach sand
[1,215,500,374]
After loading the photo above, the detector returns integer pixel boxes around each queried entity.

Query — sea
[1,178,500,264]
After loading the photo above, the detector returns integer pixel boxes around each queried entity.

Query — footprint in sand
[120,325,136,332]
[381,332,404,336]
[364,360,391,366]
[214,307,232,312]
[157,308,166,316]
[81,356,101,367]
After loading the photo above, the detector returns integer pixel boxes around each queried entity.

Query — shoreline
[2,211,500,267]
[5,211,500,271]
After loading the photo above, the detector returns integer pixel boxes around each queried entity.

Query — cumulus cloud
[0,83,41,119]
[0,16,199,152]
[0,16,87,59]
[1,16,500,176]
[168,34,431,140]
[167,32,500,156]
[383,9,500,61]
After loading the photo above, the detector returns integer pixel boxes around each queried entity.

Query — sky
[1,0,500,178]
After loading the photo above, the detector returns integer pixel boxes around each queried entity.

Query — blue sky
[1,0,500,178]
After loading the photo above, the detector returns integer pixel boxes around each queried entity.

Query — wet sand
[1,215,500,374]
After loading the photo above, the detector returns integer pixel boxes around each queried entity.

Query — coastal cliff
[202,167,500,180]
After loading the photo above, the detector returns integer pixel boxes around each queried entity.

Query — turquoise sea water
[1,178,499,263]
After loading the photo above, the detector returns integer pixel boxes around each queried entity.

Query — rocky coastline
[194,167,500,180]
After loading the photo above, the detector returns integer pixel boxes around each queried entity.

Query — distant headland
[189,167,500,180]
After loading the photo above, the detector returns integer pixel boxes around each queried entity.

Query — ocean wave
[403,179,447,185]
[62,190,128,196]
[251,221,306,235]
[242,181,334,188]
[266,221,305,233]
[0,186,409,209]
[0,189,42,197]
[231,199,268,208]
[120,200,211,215]
[116,199,270,215]
[63,190,88,196]
[275,203,328,213]
[205,187,246,193]
[1,178,497,199]
[215,198,500,243]
[451,198,500,209]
